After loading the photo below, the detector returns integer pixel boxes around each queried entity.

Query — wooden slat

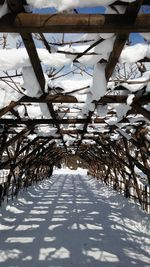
[105,0,144,81]
[0,118,106,125]
[0,127,30,155]
[0,94,149,120]
[131,103,150,121]
[14,138,54,168]
[20,29,68,152]
[0,101,18,118]
[16,93,150,104]
[1,116,146,126]
[0,13,149,33]
[21,32,46,93]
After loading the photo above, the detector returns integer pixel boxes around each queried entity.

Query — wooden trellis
[0,0,149,212]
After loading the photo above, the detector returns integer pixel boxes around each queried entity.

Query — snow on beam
[0,94,149,120]
[0,13,150,33]
[113,0,149,4]
[0,95,78,118]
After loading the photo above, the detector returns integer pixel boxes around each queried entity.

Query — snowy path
[0,170,150,267]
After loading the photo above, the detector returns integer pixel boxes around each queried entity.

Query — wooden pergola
[0,0,149,212]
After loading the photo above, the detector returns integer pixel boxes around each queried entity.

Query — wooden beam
[110,126,150,156]
[131,103,150,121]
[0,94,149,120]
[0,13,150,33]
[14,93,150,104]
[17,0,68,154]
[1,127,30,153]
[0,136,40,169]
[26,148,63,170]
[105,0,144,81]
[14,138,54,168]
[0,101,18,118]
[21,32,46,93]
[0,118,106,125]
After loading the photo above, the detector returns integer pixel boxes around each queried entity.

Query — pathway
[0,169,150,267]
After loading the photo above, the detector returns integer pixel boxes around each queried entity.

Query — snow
[91,63,107,100]
[94,36,115,61]
[50,78,91,94]
[0,172,149,267]
[116,128,132,141]
[121,75,150,92]
[115,104,131,119]
[0,49,30,71]
[120,44,150,64]
[0,48,75,71]
[0,0,148,236]
[0,2,8,18]
[0,43,149,109]
[140,33,150,41]
[97,104,108,117]
[106,5,126,14]
[127,94,135,105]
[0,81,22,109]
[35,125,57,137]
[26,0,135,11]
[0,42,115,73]
[22,66,43,97]
[39,103,51,118]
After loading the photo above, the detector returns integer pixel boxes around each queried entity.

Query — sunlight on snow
[23,217,46,222]
[15,224,39,231]
[0,224,15,230]
[124,249,150,264]
[0,174,150,266]
[6,205,24,214]
[5,237,35,243]
[84,249,119,262]
[44,237,56,242]
[39,247,70,260]
[29,210,48,215]
[0,249,22,263]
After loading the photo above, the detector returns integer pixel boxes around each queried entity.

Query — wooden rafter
[0,13,150,33]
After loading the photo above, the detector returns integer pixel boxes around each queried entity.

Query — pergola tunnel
[0,148,150,213]
[0,0,150,265]
[0,0,149,212]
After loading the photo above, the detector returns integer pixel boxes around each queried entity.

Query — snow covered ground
[0,169,150,267]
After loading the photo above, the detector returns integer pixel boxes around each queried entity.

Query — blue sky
[75,7,105,13]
